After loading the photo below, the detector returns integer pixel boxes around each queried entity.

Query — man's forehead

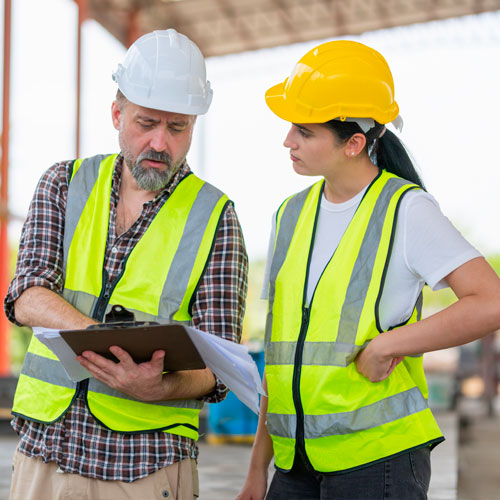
[131,103,194,123]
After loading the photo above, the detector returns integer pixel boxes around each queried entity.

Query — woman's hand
[356,258,500,382]
[354,335,404,382]
[235,468,268,500]
[236,372,273,500]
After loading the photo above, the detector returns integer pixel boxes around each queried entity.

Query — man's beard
[124,149,183,192]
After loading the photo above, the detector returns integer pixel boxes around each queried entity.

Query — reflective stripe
[88,379,203,409]
[63,154,111,278]
[19,353,202,411]
[336,178,411,346]
[416,292,423,321]
[60,293,191,325]
[62,289,96,317]
[267,411,297,440]
[268,387,428,439]
[407,292,424,358]
[265,185,314,349]
[159,182,224,319]
[266,340,370,366]
[21,352,76,390]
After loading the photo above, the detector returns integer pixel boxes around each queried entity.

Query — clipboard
[60,323,206,371]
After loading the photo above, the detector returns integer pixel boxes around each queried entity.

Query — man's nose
[149,127,169,152]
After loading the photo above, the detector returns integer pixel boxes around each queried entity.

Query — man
[5,29,248,500]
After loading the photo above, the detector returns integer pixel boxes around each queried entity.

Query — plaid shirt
[5,155,248,482]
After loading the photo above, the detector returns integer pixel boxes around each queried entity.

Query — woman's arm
[355,257,500,382]
[236,373,274,500]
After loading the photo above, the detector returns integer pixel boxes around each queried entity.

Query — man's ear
[111,101,121,131]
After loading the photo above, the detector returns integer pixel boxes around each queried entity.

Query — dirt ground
[457,407,500,500]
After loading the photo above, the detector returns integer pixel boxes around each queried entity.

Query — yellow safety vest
[265,170,443,472]
[12,154,229,440]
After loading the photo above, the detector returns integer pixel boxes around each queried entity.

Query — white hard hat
[112,29,213,115]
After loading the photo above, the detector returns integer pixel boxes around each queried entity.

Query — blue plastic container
[207,350,264,439]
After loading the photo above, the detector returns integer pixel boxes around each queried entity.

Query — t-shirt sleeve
[402,191,482,290]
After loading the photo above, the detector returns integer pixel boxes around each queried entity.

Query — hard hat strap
[336,115,403,134]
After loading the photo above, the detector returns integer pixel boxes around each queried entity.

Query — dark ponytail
[323,119,425,189]
[373,128,425,189]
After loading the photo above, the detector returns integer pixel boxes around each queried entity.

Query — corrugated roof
[87,0,500,56]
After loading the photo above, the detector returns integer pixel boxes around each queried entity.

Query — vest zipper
[77,270,118,398]
[289,183,323,470]
[292,305,311,467]
[91,270,114,321]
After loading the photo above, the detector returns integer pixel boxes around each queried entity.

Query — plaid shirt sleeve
[4,161,72,324]
[191,202,248,403]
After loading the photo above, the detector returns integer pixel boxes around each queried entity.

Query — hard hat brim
[265,81,399,125]
[119,86,213,116]
[265,81,317,123]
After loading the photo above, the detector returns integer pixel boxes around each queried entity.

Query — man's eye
[298,129,310,138]
[139,122,153,129]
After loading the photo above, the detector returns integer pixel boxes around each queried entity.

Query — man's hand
[354,335,404,383]
[77,347,167,401]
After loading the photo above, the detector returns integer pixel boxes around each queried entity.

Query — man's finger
[79,351,118,371]
[77,357,114,384]
[149,350,165,371]
[109,345,135,365]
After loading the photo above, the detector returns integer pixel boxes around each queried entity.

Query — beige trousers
[9,449,199,500]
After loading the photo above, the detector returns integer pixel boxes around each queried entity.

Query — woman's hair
[322,119,425,189]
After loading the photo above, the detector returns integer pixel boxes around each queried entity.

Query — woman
[236,40,500,500]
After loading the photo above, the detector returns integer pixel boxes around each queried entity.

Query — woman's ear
[344,133,367,158]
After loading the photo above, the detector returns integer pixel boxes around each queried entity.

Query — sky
[2,1,500,261]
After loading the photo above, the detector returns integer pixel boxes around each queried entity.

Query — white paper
[184,326,265,414]
[33,327,92,382]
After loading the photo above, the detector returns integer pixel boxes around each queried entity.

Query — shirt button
[111,247,118,253]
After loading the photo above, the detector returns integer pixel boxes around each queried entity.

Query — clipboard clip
[87,305,159,330]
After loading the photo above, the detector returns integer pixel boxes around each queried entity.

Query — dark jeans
[266,447,431,500]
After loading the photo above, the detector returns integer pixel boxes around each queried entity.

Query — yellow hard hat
[265,40,399,124]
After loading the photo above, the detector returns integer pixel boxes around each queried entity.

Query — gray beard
[126,150,182,192]
[131,163,178,191]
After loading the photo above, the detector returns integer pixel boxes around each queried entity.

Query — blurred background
[1,1,500,499]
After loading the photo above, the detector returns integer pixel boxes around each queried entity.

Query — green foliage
[10,325,31,375]
[486,254,500,276]
[423,253,500,315]
[241,259,267,348]
[422,285,457,313]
